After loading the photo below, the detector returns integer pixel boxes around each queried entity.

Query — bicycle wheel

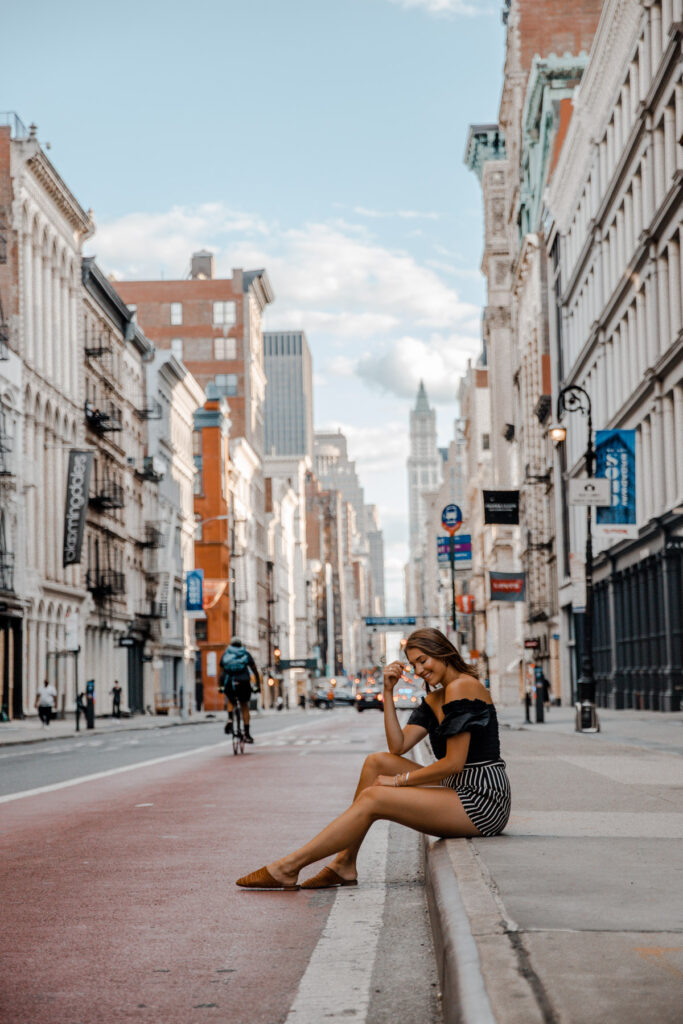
[232,705,242,755]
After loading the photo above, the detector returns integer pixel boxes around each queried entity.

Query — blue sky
[3,0,505,611]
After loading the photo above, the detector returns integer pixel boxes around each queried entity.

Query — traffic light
[273,646,281,669]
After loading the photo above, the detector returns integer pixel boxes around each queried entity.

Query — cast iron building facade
[545,0,683,711]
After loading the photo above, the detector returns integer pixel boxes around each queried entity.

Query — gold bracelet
[393,773,400,787]
[403,772,410,786]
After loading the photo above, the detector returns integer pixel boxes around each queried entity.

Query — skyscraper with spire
[406,381,443,615]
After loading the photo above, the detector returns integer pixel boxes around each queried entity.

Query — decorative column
[23,229,33,362]
[668,235,681,339]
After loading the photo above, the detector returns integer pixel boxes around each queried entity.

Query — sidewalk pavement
[0,706,299,746]
[424,705,683,1024]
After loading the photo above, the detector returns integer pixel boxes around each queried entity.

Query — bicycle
[231,701,246,755]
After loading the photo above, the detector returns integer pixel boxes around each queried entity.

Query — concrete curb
[423,838,497,1024]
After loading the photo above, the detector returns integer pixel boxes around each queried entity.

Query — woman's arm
[377,730,471,787]
[382,661,426,754]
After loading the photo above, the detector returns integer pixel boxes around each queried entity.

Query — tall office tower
[263,330,314,460]
[407,381,442,560]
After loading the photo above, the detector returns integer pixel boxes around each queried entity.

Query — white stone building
[545,0,683,710]
[264,454,312,704]
[1,115,93,717]
[146,350,205,713]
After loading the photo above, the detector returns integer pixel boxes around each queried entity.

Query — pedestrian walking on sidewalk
[236,627,511,891]
[35,679,57,727]
[111,680,122,719]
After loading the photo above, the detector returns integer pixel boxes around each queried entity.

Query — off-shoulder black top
[406,697,501,762]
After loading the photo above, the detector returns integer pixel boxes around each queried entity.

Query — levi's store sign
[489,571,526,602]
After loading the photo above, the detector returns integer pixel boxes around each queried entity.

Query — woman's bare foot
[327,857,357,883]
[265,859,299,887]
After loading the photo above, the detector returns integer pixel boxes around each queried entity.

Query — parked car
[356,688,384,712]
[394,686,420,710]
[333,686,355,706]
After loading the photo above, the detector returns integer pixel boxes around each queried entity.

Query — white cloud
[352,206,440,220]
[383,0,491,16]
[354,333,479,403]
[315,420,409,477]
[90,204,478,344]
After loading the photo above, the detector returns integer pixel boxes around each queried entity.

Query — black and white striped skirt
[442,759,511,837]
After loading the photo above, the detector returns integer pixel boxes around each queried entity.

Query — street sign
[441,504,463,535]
[524,638,540,649]
[118,636,135,647]
[568,478,610,506]
[279,658,318,670]
[437,535,472,564]
[364,616,417,627]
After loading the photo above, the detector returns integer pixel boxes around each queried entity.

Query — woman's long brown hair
[404,627,476,689]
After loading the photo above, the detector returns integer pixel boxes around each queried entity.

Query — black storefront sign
[63,450,94,566]
[279,658,318,670]
[483,489,520,525]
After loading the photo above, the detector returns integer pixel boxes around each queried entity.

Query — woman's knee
[363,751,394,774]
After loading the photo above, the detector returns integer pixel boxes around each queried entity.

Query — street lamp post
[550,384,599,733]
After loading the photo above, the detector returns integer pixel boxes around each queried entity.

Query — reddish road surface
[0,712,441,1024]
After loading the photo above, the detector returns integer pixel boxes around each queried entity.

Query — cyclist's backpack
[220,645,249,677]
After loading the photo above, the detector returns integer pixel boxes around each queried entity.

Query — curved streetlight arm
[557,384,594,477]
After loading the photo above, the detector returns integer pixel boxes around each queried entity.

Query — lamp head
[548,424,567,445]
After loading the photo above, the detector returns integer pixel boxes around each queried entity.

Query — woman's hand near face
[383,661,404,693]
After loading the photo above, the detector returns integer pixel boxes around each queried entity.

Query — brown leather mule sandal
[236,866,300,890]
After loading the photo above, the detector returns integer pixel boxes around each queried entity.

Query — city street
[0,709,442,1024]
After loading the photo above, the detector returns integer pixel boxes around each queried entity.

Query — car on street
[356,688,384,712]
[332,686,355,706]
[393,685,420,710]
[311,688,334,709]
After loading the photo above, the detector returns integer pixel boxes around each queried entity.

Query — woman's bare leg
[330,752,420,880]
[266,784,479,886]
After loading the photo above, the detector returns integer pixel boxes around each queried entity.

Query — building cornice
[25,149,93,237]
[464,124,506,182]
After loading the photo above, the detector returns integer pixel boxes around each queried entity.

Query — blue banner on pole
[185,569,205,617]
[595,429,637,539]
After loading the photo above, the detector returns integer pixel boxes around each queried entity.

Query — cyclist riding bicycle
[220,638,261,744]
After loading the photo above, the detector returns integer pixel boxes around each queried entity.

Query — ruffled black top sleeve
[407,697,500,762]
[406,699,434,732]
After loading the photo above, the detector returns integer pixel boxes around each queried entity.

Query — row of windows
[170,337,237,362]
[264,333,303,356]
[169,300,236,327]
[563,228,682,431]
[564,0,681,280]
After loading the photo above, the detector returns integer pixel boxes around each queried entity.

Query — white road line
[285,820,389,1024]
[0,741,227,804]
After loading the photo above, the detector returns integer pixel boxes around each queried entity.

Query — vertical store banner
[63,450,94,566]
[595,429,637,539]
[185,569,205,618]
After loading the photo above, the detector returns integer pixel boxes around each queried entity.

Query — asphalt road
[0,708,442,1024]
